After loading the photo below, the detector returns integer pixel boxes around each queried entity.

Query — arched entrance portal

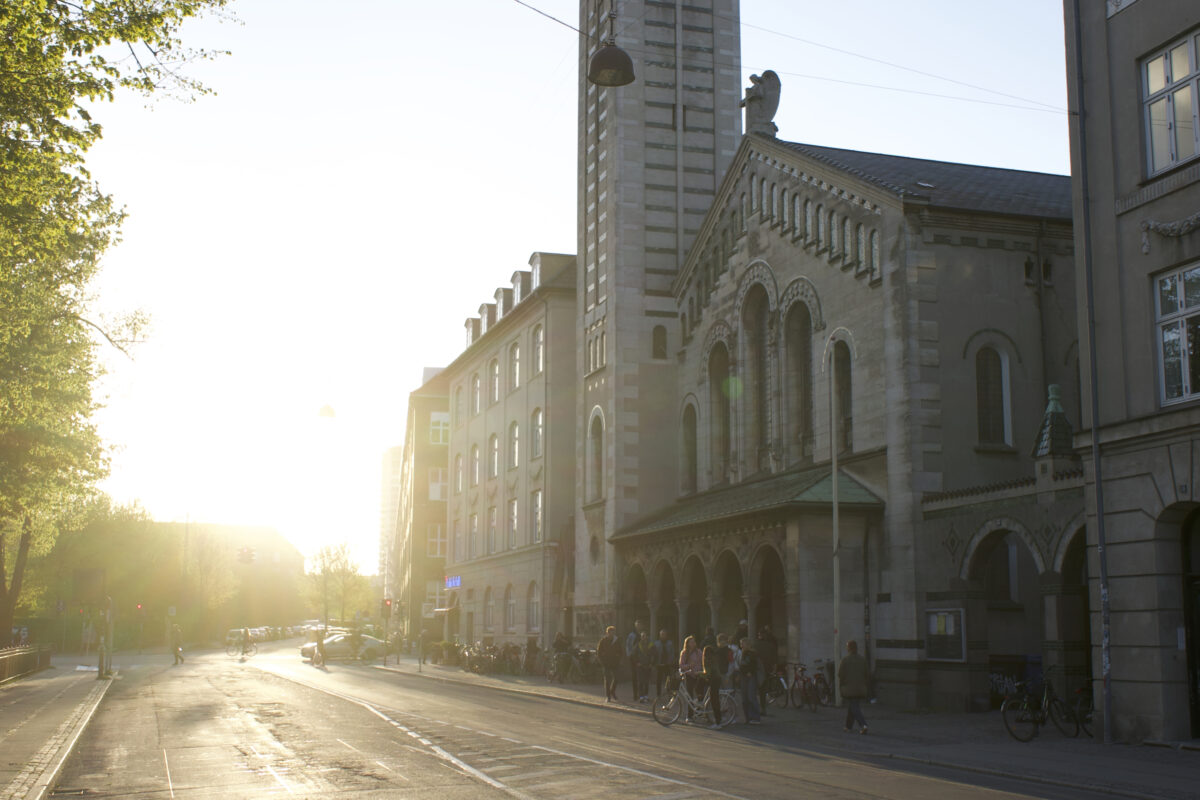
[752,545,787,659]
[1057,528,1092,695]
[652,561,678,644]
[624,563,650,636]
[682,557,708,641]
[1184,512,1200,736]
[966,530,1044,708]
[713,550,745,635]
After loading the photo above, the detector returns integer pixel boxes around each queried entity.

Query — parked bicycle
[762,664,789,709]
[1071,684,1094,738]
[787,661,830,711]
[1001,667,1077,741]
[546,647,600,683]
[652,671,737,728]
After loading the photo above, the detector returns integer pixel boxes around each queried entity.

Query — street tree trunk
[0,515,33,647]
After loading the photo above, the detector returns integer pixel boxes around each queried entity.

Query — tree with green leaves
[307,543,371,626]
[0,1,230,643]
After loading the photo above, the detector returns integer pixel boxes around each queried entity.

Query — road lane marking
[162,749,175,799]
[529,743,750,800]
[265,763,294,794]
[337,738,361,753]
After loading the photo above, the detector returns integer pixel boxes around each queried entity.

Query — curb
[373,662,1196,800]
[16,670,116,800]
[372,663,652,717]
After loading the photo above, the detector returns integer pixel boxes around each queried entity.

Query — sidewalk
[375,653,1200,800]
[0,655,114,800]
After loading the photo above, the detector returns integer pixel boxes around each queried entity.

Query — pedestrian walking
[597,625,622,702]
[653,629,675,697]
[755,625,779,713]
[419,628,433,665]
[702,644,724,729]
[625,619,646,701]
[738,637,762,724]
[678,635,702,722]
[171,624,185,665]
[838,639,870,734]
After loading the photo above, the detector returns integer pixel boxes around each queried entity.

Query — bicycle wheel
[815,676,833,706]
[1048,697,1078,737]
[804,684,818,712]
[1073,694,1093,738]
[789,682,804,709]
[226,643,240,657]
[764,676,788,709]
[652,692,682,726]
[1001,694,1041,742]
[247,642,257,657]
[719,692,737,727]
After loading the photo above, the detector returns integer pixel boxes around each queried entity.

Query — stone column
[743,592,761,644]
[708,593,722,634]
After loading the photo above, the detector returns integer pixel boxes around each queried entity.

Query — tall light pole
[822,328,854,705]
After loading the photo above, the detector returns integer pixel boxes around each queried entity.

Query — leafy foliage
[0,1,229,642]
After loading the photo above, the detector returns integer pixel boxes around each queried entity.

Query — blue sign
[444,575,462,589]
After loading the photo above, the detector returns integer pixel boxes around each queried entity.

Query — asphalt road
[52,641,1120,799]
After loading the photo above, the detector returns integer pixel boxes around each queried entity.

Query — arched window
[770,183,778,219]
[856,224,866,269]
[469,512,479,559]
[504,584,516,631]
[588,413,605,501]
[976,346,1009,445]
[509,342,520,390]
[682,404,698,493]
[470,445,480,486]
[508,421,519,469]
[486,505,497,554]
[507,497,518,548]
[805,200,815,241]
[488,434,499,478]
[828,210,838,256]
[843,217,854,262]
[739,193,747,232]
[454,387,464,426]
[870,230,880,276]
[680,313,688,343]
[530,488,543,542]
[454,454,464,494]
[760,180,768,217]
[780,188,789,230]
[652,325,667,359]
[749,175,757,211]
[834,341,853,453]
[489,359,500,403]
[484,587,495,631]
[599,331,606,365]
[709,343,731,481]
[785,302,813,463]
[531,408,544,459]
[794,195,803,238]
[532,324,545,375]
[527,582,541,631]
[742,285,770,470]
[471,374,481,415]
[816,204,825,247]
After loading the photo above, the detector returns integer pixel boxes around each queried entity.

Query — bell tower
[572,0,742,637]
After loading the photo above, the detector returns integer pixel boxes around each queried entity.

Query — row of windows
[453,409,545,491]
[1144,29,1200,175]
[455,325,545,423]
[452,490,543,562]
[481,581,541,633]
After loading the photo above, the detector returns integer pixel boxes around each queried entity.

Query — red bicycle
[787,661,832,711]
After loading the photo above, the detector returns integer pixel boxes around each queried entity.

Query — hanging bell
[587,39,635,87]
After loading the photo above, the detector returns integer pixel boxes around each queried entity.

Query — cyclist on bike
[314,627,327,668]
[678,635,702,721]
[241,627,252,656]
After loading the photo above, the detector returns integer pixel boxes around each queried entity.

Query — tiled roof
[774,140,1072,220]
[611,465,883,542]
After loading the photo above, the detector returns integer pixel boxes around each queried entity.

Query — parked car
[300,632,384,662]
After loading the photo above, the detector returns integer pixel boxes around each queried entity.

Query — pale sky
[87,0,1069,574]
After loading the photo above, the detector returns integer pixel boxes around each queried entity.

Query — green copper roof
[611,464,883,542]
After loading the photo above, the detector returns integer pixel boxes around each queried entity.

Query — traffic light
[136,603,142,610]
[381,598,392,618]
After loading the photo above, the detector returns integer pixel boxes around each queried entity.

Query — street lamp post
[822,328,854,705]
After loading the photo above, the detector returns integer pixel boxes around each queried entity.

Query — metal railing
[0,645,53,684]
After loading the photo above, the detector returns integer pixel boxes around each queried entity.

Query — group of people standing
[595,620,871,734]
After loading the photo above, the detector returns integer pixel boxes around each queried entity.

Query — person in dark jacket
[653,629,676,697]
[838,639,870,734]
[597,626,622,702]
[702,644,724,728]
[631,631,654,703]
[738,637,763,723]
[756,626,779,713]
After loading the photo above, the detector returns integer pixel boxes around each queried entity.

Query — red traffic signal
[381,598,393,617]
[136,603,142,610]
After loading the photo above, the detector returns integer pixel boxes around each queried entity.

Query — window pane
[1190,316,1200,399]
[1171,43,1190,84]
[1148,54,1167,94]
[1160,275,1179,315]
[1150,97,1171,171]
[1163,321,1184,400]
[1185,266,1200,309]
[1175,86,1197,161]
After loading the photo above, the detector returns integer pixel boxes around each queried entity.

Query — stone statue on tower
[741,70,781,137]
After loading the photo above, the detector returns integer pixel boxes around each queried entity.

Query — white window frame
[469,513,479,559]
[487,506,497,554]
[505,585,516,632]
[427,523,446,558]
[429,412,450,444]
[509,343,520,390]
[530,489,543,543]
[1143,31,1200,176]
[532,325,545,375]
[508,421,520,469]
[1156,262,1200,404]
[428,467,447,501]
[507,497,518,549]
[531,408,544,459]
[488,434,500,478]
[527,582,541,632]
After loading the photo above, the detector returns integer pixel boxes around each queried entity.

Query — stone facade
[1064,0,1200,740]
